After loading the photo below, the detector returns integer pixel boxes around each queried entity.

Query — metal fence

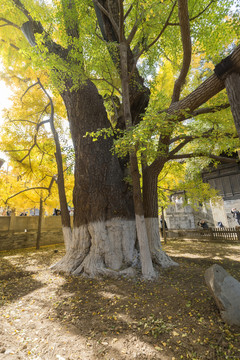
[166,227,240,242]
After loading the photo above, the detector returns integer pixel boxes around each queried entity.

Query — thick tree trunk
[225,72,240,139]
[51,79,137,276]
[143,167,178,268]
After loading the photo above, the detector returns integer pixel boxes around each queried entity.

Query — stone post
[8,209,16,233]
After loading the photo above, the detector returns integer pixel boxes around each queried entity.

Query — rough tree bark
[225,73,240,138]
[19,6,138,277]
[51,79,137,277]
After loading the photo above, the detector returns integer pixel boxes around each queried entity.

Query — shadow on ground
[0,256,44,307]
[50,240,240,359]
[0,241,239,359]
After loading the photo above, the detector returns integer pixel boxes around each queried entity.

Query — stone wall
[0,215,67,251]
[165,203,214,229]
[210,198,240,228]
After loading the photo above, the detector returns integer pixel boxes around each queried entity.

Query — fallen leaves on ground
[0,241,240,359]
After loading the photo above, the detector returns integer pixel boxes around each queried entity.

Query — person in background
[20,212,27,216]
[198,219,208,229]
[53,208,61,216]
[217,221,224,228]
[231,208,240,226]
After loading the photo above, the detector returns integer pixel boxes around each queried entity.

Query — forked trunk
[51,79,137,276]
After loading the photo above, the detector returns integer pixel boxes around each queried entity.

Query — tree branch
[0,18,20,29]
[20,81,39,102]
[118,0,124,42]
[0,39,20,51]
[93,0,119,38]
[124,4,133,20]
[168,0,215,25]
[171,0,192,102]
[17,143,35,163]
[4,149,30,153]
[168,128,215,156]
[151,46,240,171]
[1,73,30,83]
[128,1,176,78]
[5,82,51,163]
[61,0,79,39]
[5,186,51,204]
[37,119,50,131]
[191,103,230,116]
[11,0,34,21]
[43,175,56,202]
[9,119,37,126]
[4,175,57,204]
[189,0,215,21]
[157,103,230,123]
[168,44,240,118]
[138,1,176,58]
[126,8,142,45]
[91,77,122,95]
[168,135,195,154]
[169,153,239,163]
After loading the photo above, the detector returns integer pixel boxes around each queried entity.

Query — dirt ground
[0,240,240,360]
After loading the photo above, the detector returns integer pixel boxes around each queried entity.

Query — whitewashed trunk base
[62,226,72,251]
[52,219,137,277]
[52,217,177,277]
[51,225,90,273]
[145,218,178,268]
[135,215,156,279]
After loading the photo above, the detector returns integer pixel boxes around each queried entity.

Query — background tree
[0,70,74,246]
[0,76,74,243]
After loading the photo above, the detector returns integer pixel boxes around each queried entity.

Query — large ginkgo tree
[0,0,239,278]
